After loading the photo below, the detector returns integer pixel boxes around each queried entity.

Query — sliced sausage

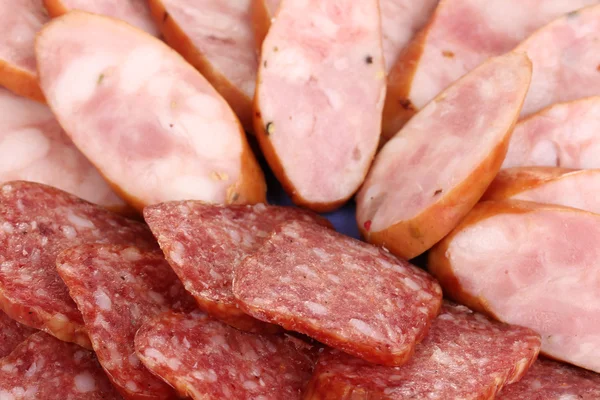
[254,0,386,211]
[57,244,196,400]
[304,302,541,400]
[357,52,531,260]
[0,310,36,358]
[251,0,280,50]
[0,181,157,348]
[483,167,600,214]
[428,200,600,372]
[144,201,328,333]
[0,0,47,101]
[503,97,600,168]
[135,311,317,400]
[36,12,266,211]
[233,220,443,366]
[382,0,598,141]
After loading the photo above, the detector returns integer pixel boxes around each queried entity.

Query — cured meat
[0,181,156,348]
[517,5,600,117]
[0,0,46,101]
[233,220,443,366]
[0,332,122,400]
[428,201,600,372]
[36,12,266,211]
[0,87,127,213]
[0,310,36,358]
[304,302,541,399]
[483,167,600,214]
[251,0,280,50]
[381,0,598,141]
[144,201,328,333]
[135,311,317,400]
[254,0,386,212]
[56,244,196,400]
[42,0,159,36]
[357,53,531,260]
[148,0,258,132]
[498,358,600,399]
[503,97,600,169]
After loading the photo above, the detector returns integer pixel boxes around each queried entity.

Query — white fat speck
[209,269,223,280]
[295,264,319,279]
[403,277,422,291]
[349,319,381,340]
[305,301,328,315]
[61,225,77,240]
[243,380,259,390]
[312,248,331,261]
[1,363,16,373]
[1,222,13,234]
[192,369,218,382]
[148,291,165,305]
[74,372,97,393]
[94,290,112,311]
[0,390,15,399]
[125,381,138,392]
[144,348,181,371]
[282,226,301,239]
[327,274,341,284]
[169,241,185,266]
[1,185,12,194]
[40,237,48,246]
[253,203,267,212]
[121,247,142,261]
[430,347,454,366]
[67,213,95,229]
[128,353,140,367]
[183,337,191,349]
[280,276,292,284]
[227,229,241,243]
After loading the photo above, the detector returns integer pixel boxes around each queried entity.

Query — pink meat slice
[498,358,600,399]
[304,303,541,399]
[0,181,157,348]
[0,332,122,399]
[135,311,317,400]
[56,244,196,400]
[0,310,36,358]
[144,201,327,333]
[233,220,443,366]
[503,97,600,168]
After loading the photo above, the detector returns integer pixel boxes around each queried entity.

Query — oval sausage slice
[254,0,386,212]
[357,52,531,260]
[503,97,600,169]
[148,0,258,131]
[36,12,266,211]
[428,201,600,372]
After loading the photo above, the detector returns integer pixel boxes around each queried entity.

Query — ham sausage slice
[0,0,47,101]
[382,0,598,141]
[251,0,280,50]
[148,0,258,131]
[0,87,128,213]
[42,0,159,36]
[254,0,386,211]
[429,201,600,372]
[0,310,36,358]
[36,12,266,211]
[483,167,600,214]
[357,53,531,260]
[503,97,600,169]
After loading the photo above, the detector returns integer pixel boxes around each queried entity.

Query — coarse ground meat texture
[0,310,35,358]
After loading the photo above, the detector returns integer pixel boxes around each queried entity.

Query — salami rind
[135,311,317,400]
[0,332,122,400]
[56,244,196,400]
[498,358,600,399]
[0,181,156,348]
[304,303,541,400]
[357,53,531,260]
[233,220,443,366]
[36,12,266,211]
[0,310,36,358]
[428,201,600,372]
[144,201,328,333]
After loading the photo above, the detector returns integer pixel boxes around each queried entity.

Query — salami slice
[135,311,317,400]
[36,11,266,211]
[42,0,159,36]
[56,244,196,400]
[254,0,386,212]
[503,97,600,169]
[0,0,47,101]
[498,358,600,399]
[483,167,600,214]
[0,332,122,400]
[357,53,531,260]
[304,302,541,399]
[428,201,600,372]
[0,181,156,348]
[0,310,36,358]
[144,201,328,333]
[149,0,258,132]
[233,220,443,366]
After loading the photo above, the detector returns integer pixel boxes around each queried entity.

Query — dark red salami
[304,302,541,399]
[0,332,122,399]
[0,181,156,348]
[233,220,443,366]
[56,244,196,400]
[134,311,317,400]
[0,310,35,358]
[144,201,328,332]
[499,358,600,400]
